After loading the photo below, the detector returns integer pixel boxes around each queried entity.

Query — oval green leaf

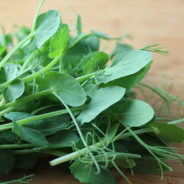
[37,71,86,107]
[76,51,108,75]
[34,10,61,48]
[49,24,69,58]
[151,122,184,143]
[112,99,154,127]
[13,122,48,147]
[77,86,126,124]
[3,79,25,102]
[96,50,152,84]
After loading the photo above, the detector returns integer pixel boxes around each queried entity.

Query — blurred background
[0,0,184,183]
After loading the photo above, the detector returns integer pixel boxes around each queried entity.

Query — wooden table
[0,0,184,183]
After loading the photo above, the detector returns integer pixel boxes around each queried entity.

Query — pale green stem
[53,92,101,173]
[0,0,44,70]
[0,98,6,106]
[168,117,184,125]
[0,89,51,111]
[112,161,131,184]
[76,72,96,83]
[49,127,152,166]
[1,174,34,184]
[31,0,45,33]
[23,56,61,82]
[0,106,83,131]
[50,141,102,166]
[0,144,33,149]
[0,33,34,69]
[114,127,155,141]
[0,67,32,90]
[138,82,169,104]
[20,51,38,72]
[0,107,14,117]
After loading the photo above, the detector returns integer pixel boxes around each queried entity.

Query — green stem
[50,141,102,166]
[23,56,60,82]
[0,107,14,117]
[168,117,184,125]
[49,127,153,166]
[158,87,184,107]
[14,147,45,155]
[31,0,45,33]
[0,106,84,131]
[20,50,38,72]
[125,126,172,177]
[0,89,51,111]
[0,67,32,90]
[137,82,169,104]
[53,92,100,173]
[0,0,44,71]
[114,127,155,141]
[76,72,96,83]
[0,97,6,106]
[0,143,33,149]
[0,174,34,184]
[112,161,131,184]
[0,33,34,69]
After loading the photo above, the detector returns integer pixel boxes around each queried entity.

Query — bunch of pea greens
[0,1,184,184]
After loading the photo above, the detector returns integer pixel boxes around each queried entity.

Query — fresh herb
[0,0,184,184]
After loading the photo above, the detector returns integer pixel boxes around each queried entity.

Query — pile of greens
[1,1,184,183]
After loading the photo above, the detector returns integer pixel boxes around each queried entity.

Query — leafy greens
[0,1,184,184]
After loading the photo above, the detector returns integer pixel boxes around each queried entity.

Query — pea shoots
[0,1,184,184]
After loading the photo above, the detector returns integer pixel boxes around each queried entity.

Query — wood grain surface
[0,0,184,183]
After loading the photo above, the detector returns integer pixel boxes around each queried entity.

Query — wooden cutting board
[0,0,184,183]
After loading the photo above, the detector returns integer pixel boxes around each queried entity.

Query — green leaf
[70,160,116,184]
[0,45,6,57]
[62,35,99,74]
[76,51,108,75]
[0,131,18,144]
[48,131,79,148]
[0,149,15,173]
[105,63,151,91]
[27,115,69,136]
[49,24,69,58]
[78,86,126,124]
[0,63,19,83]
[151,122,184,143]
[82,79,98,97]
[69,33,91,48]
[85,35,100,51]
[105,123,119,145]
[0,33,13,47]
[111,99,154,127]
[96,50,152,84]
[3,79,25,102]
[4,111,34,121]
[4,112,69,136]
[12,122,48,147]
[114,157,136,169]
[37,71,86,107]
[34,10,61,48]
[133,157,169,174]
